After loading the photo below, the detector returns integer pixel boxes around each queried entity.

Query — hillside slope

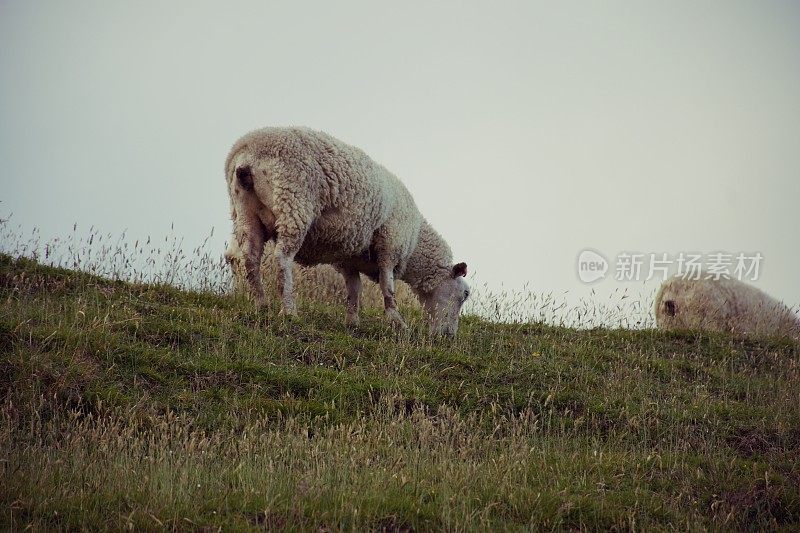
[1,254,799,530]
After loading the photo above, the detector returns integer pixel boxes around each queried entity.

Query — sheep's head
[655,279,682,327]
[421,262,470,338]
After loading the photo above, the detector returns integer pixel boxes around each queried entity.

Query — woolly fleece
[655,276,800,341]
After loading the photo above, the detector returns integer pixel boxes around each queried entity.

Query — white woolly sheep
[225,127,470,337]
[655,276,800,341]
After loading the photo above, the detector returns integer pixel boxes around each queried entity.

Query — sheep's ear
[452,262,467,278]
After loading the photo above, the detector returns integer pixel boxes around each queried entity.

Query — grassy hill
[1,253,799,531]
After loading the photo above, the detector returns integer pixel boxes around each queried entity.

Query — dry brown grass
[1,222,799,530]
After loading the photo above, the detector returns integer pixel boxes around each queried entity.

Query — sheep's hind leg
[238,223,267,309]
[274,242,299,316]
[342,269,362,326]
[272,200,313,317]
[378,264,407,330]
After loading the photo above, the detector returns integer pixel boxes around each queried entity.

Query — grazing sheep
[655,276,800,341]
[225,127,470,337]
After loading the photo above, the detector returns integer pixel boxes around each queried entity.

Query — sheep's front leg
[342,270,362,326]
[379,264,407,330]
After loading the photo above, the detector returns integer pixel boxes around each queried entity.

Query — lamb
[224,127,470,337]
[654,275,800,341]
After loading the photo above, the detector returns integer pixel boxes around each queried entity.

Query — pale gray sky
[2,1,799,314]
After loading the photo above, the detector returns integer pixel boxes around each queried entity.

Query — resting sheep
[225,127,470,337]
[655,276,800,341]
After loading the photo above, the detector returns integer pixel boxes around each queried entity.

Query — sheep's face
[423,262,470,338]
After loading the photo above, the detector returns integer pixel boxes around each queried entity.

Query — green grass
[1,253,799,531]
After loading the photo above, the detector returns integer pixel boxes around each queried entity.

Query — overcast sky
[2,1,799,315]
